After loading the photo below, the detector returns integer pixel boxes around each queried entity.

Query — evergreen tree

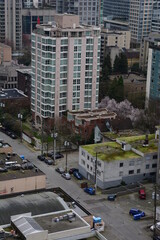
[113,55,120,73]
[119,53,128,74]
[108,76,124,102]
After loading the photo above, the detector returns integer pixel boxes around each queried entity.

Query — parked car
[139,188,146,199]
[108,194,117,201]
[10,133,17,139]
[51,152,64,160]
[84,187,95,195]
[22,162,34,170]
[37,155,45,161]
[45,159,54,165]
[69,168,78,174]
[0,167,8,172]
[150,222,160,231]
[11,164,21,170]
[61,172,71,180]
[73,171,83,180]
[133,212,145,220]
[129,208,142,216]
[55,167,65,174]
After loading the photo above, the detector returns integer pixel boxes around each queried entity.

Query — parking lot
[0,129,159,240]
[40,151,159,239]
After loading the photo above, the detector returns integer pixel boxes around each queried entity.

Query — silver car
[61,172,71,180]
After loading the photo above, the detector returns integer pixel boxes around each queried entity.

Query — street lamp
[94,152,98,193]
[0,102,5,121]
[51,131,58,162]
[0,102,5,108]
[64,141,70,173]
[18,113,23,142]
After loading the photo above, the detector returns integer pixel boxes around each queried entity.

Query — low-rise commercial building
[0,152,46,195]
[0,43,12,66]
[67,109,117,143]
[79,134,158,189]
[0,88,30,114]
[17,68,32,99]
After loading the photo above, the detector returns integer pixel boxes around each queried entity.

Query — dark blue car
[108,194,116,201]
[129,208,142,216]
[73,171,83,180]
[84,187,95,195]
[129,208,145,220]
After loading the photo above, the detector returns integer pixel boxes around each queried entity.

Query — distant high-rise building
[152,0,160,33]
[146,36,160,106]
[45,0,56,8]
[54,0,100,26]
[129,0,154,43]
[103,0,130,21]
[22,0,44,8]
[0,0,22,51]
[31,14,100,125]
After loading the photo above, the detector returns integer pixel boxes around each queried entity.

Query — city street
[0,132,153,240]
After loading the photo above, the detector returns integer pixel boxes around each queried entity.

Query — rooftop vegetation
[82,134,157,161]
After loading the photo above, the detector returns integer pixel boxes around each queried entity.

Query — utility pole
[64,141,70,172]
[41,118,44,155]
[94,152,98,193]
[153,184,157,239]
[18,113,23,142]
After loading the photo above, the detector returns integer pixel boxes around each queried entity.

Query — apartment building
[22,0,44,8]
[79,134,158,189]
[152,0,160,33]
[146,37,160,107]
[31,14,100,126]
[103,18,130,31]
[139,32,160,71]
[55,0,101,26]
[129,0,154,43]
[22,8,56,35]
[101,29,130,63]
[103,0,130,21]
[0,0,22,51]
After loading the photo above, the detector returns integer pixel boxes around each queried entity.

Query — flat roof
[35,210,87,234]
[0,153,45,181]
[0,89,27,100]
[103,129,144,140]
[69,108,117,121]
[82,134,157,161]
[16,68,32,75]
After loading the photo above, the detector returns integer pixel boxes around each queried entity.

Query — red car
[139,189,146,199]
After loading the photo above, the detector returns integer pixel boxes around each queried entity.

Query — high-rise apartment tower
[0,0,22,51]
[31,14,100,125]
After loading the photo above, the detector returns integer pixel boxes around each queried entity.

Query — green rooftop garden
[103,130,144,140]
[82,134,158,162]
[83,142,138,162]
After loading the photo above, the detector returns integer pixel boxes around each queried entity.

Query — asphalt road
[0,132,153,240]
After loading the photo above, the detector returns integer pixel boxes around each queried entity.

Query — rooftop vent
[121,142,131,151]
[143,134,149,147]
